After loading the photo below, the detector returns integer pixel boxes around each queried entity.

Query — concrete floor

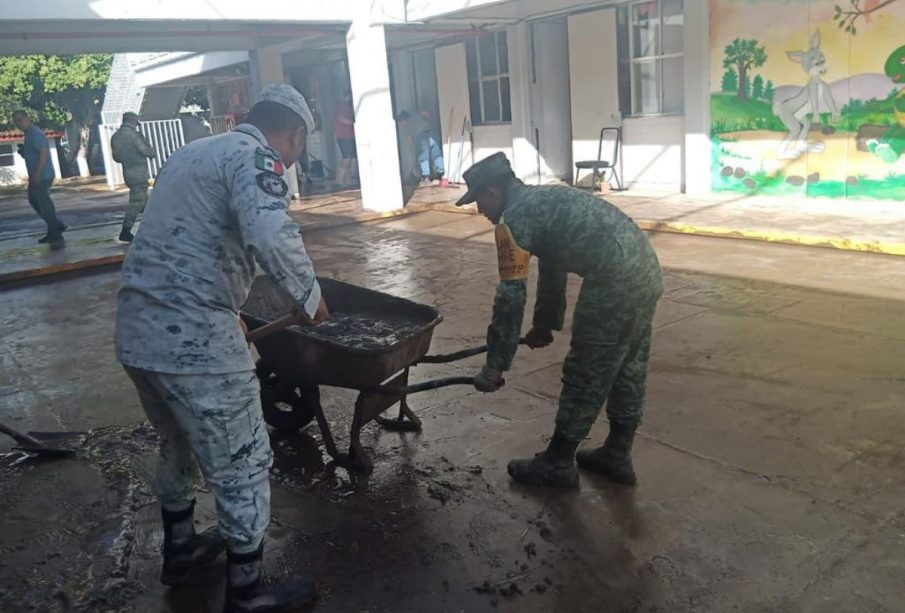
[2,211,905,612]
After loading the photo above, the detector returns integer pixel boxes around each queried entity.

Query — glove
[474,365,503,393]
[525,327,553,349]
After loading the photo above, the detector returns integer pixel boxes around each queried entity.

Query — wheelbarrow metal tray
[241,276,443,389]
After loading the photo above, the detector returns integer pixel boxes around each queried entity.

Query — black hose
[416,346,489,364]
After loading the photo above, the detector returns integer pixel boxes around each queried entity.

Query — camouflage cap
[255,83,316,132]
[456,151,514,205]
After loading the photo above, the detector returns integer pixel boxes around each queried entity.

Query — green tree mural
[723,38,767,101]
[752,75,765,99]
[721,67,739,93]
[765,80,775,103]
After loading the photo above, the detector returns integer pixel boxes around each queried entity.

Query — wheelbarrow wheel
[255,361,317,432]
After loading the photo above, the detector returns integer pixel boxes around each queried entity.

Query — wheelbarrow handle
[417,338,527,364]
[371,375,505,396]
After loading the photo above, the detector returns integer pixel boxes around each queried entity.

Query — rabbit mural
[711,2,905,199]
[773,30,842,160]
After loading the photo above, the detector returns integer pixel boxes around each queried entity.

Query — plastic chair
[574,127,623,191]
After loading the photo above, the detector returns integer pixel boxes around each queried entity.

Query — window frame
[465,30,512,125]
[621,0,685,118]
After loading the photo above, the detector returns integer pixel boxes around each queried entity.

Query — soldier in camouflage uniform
[460,152,662,489]
[110,112,156,243]
[115,84,326,612]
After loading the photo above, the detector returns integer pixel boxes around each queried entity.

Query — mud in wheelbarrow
[241,276,488,473]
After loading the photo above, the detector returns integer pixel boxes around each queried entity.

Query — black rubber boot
[576,421,638,485]
[160,502,227,586]
[225,543,317,613]
[507,434,580,488]
[118,228,134,243]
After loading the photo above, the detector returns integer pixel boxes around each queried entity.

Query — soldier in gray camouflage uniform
[460,152,662,489]
[115,84,326,612]
[110,112,155,243]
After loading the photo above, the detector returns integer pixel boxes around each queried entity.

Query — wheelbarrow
[241,276,505,473]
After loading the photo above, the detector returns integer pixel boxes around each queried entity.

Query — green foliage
[0,54,113,129]
[721,67,738,93]
[835,0,903,35]
[722,38,767,100]
[764,80,775,103]
[752,75,765,100]
[839,93,899,130]
[710,93,785,134]
[183,86,210,112]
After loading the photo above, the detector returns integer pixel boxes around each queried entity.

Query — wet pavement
[2,211,905,612]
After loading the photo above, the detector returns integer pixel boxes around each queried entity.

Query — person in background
[13,110,66,246]
[397,110,445,184]
[333,89,357,188]
[111,112,156,243]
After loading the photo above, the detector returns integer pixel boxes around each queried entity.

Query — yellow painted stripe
[637,221,905,257]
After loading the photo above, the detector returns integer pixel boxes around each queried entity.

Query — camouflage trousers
[125,367,272,554]
[555,278,661,443]
[122,182,148,231]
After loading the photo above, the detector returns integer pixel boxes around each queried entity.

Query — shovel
[244,311,311,344]
[0,421,76,459]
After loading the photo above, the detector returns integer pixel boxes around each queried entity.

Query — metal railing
[100,119,186,187]
[210,115,236,135]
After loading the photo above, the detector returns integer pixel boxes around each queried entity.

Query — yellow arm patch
[495,223,531,281]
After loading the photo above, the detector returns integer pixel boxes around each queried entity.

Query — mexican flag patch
[255,152,284,175]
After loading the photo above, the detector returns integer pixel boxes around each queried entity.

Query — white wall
[621,116,684,190]
[436,41,515,183]
[406,0,508,21]
[6,1,362,21]
[568,9,620,188]
[0,139,61,186]
[436,43,472,183]
[567,7,683,192]
[134,51,249,88]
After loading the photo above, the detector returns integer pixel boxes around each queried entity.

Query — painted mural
[710,0,905,199]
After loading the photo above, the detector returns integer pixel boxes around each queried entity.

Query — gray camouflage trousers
[125,367,272,554]
[122,182,148,231]
[555,278,661,442]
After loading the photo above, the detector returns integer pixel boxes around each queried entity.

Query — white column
[249,45,301,199]
[683,0,711,195]
[346,18,403,212]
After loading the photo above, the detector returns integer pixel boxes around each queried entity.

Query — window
[617,0,684,117]
[466,31,511,124]
[0,144,14,167]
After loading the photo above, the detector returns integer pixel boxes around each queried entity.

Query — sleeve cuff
[301,280,322,318]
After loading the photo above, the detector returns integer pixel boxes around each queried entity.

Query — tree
[721,67,738,93]
[834,0,902,34]
[183,86,210,112]
[723,38,768,101]
[752,75,765,100]
[0,54,113,129]
[765,80,775,103]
